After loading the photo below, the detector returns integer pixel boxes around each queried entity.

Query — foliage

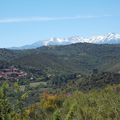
[59,85,120,120]
[40,92,64,112]
[0,82,120,120]
[0,82,30,120]
[0,82,13,120]
[53,110,61,120]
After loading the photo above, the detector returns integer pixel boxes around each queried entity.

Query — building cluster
[0,66,27,80]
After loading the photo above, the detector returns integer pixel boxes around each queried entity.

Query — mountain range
[11,33,120,49]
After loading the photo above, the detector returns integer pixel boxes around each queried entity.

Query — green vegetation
[0,82,120,120]
[0,43,120,119]
[0,82,30,120]
[29,82,47,88]
[0,43,120,74]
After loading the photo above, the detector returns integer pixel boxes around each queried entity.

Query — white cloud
[0,15,112,24]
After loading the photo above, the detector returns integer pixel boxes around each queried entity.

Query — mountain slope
[8,43,120,74]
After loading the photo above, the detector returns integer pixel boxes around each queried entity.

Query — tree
[0,82,13,120]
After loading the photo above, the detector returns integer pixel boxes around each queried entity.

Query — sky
[0,0,120,48]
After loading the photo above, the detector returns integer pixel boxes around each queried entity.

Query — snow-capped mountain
[88,33,120,44]
[11,33,120,49]
[67,33,120,44]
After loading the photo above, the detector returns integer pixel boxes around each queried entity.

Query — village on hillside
[0,66,27,81]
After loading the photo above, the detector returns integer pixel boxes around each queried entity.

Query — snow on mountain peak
[89,33,120,44]
[10,33,120,49]
[43,33,120,46]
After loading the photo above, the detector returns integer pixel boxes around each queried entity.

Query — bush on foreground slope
[0,82,120,120]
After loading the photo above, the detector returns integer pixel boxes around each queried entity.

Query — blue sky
[0,0,120,48]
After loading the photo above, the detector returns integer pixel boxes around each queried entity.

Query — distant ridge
[10,33,120,49]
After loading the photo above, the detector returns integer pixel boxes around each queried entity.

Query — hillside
[1,43,120,120]
[13,43,120,74]
[1,43,120,74]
